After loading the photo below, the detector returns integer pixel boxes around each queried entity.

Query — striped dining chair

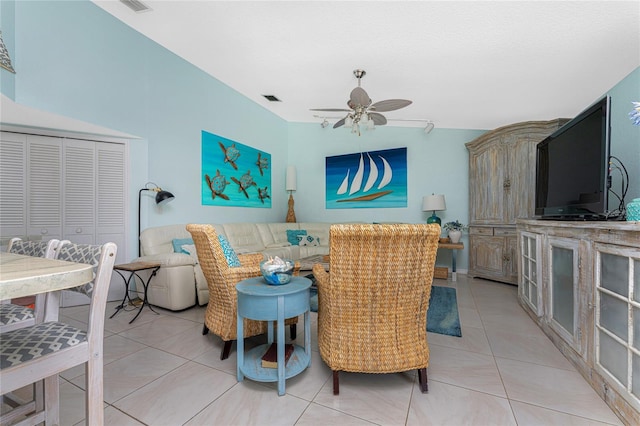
[0,241,117,425]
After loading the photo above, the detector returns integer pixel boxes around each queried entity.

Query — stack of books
[261,343,294,368]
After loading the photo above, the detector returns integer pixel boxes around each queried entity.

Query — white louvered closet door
[0,132,27,241]
[63,138,96,244]
[27,135,62,240]
[96,141,126,266]
[62,139,127,306]
[0,130,128,305]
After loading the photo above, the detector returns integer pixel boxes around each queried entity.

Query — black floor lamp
[138,182,175,257]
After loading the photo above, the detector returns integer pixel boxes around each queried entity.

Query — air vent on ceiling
[120,0,152,13]
[262,95,281,102]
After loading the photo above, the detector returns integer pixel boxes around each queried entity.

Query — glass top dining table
[0,252,93,301]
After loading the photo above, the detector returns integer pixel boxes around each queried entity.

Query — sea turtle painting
[257,186,270,204]
[205,170,230,200]
[218,141,240,170]
[231,170,257,198]
[256,153,269,176]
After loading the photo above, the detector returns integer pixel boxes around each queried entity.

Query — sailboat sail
[337,169,350,195]
[363,153,378,192]
[349,154,364,195]
[336,152,393,200]
[377,156,392,189]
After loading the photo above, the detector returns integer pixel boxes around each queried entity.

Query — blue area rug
[307,276,461,338]
[427,286,462,337]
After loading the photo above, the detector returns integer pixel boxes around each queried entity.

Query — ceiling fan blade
[370,99,413,112]
[369,112,387,125]
[310,108,352,112]
[348,87,372,108]
[333,118,346,128]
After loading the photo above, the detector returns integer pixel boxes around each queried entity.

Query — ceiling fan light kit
[311,69,412,136]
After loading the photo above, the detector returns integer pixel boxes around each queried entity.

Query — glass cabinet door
[547,237,581,354]
[595,243,640,411]
[520,232,542,316]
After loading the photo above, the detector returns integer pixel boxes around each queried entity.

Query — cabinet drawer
[494,227,516,236]
[470,226,494,236]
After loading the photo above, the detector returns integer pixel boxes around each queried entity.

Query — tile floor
[12,275,627,425]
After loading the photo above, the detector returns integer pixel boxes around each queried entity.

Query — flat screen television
[535,96,611,219]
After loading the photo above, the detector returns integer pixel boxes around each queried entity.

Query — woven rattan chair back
[312,223,440,395]
[186,224,269,359]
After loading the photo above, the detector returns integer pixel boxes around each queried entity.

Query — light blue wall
[605,67,640,206]
[2,1,638,269]
[0,0,16,98]
[9,1,290,259]
[287,123,486,269]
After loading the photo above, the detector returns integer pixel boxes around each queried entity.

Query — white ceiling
[93,1,639,130]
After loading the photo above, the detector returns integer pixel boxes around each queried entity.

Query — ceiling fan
[311,69,412,134]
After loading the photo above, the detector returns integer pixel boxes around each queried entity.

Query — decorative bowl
[260,259,294,285]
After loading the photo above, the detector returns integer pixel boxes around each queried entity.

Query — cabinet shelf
[239,343,311,382]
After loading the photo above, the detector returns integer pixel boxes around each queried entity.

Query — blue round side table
[236,276,311,396]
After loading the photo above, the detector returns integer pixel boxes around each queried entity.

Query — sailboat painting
[325,147,407,209]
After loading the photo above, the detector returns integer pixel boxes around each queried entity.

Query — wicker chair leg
[418,368,428,393]
[202,324,209,335]
[333,371,340,395]
[220,340,233,360]
[289,324,297,340]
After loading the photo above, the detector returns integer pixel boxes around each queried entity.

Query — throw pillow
[172,238,194,254]
[298,234,320,247]
[286,229,307,246]
[218,235,241,267]
[181,244,199,262]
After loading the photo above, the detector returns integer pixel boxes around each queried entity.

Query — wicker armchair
[186,224,297,360]
[312,223,440,395]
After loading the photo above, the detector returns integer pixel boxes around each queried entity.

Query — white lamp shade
[285,165,297,191]
[422,194,446,211]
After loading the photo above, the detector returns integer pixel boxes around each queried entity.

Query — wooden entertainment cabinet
[517,219,640,425]
[466,119,568,284]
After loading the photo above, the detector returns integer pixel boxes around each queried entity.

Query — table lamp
[285,165,297,223]
[422,194,446,225]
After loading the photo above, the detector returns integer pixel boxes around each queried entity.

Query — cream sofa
[134,223,331,310]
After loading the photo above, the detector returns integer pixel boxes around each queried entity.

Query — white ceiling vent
[120,0,152,13]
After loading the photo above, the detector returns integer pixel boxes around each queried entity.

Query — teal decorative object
[627,198,640,221]
[260,258,294,285]
[218,235,241,267]
[427,213,441,225]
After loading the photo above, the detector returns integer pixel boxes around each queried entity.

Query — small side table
[111,261,161,323]
[236,276,311,396]
[437,242,464,281]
